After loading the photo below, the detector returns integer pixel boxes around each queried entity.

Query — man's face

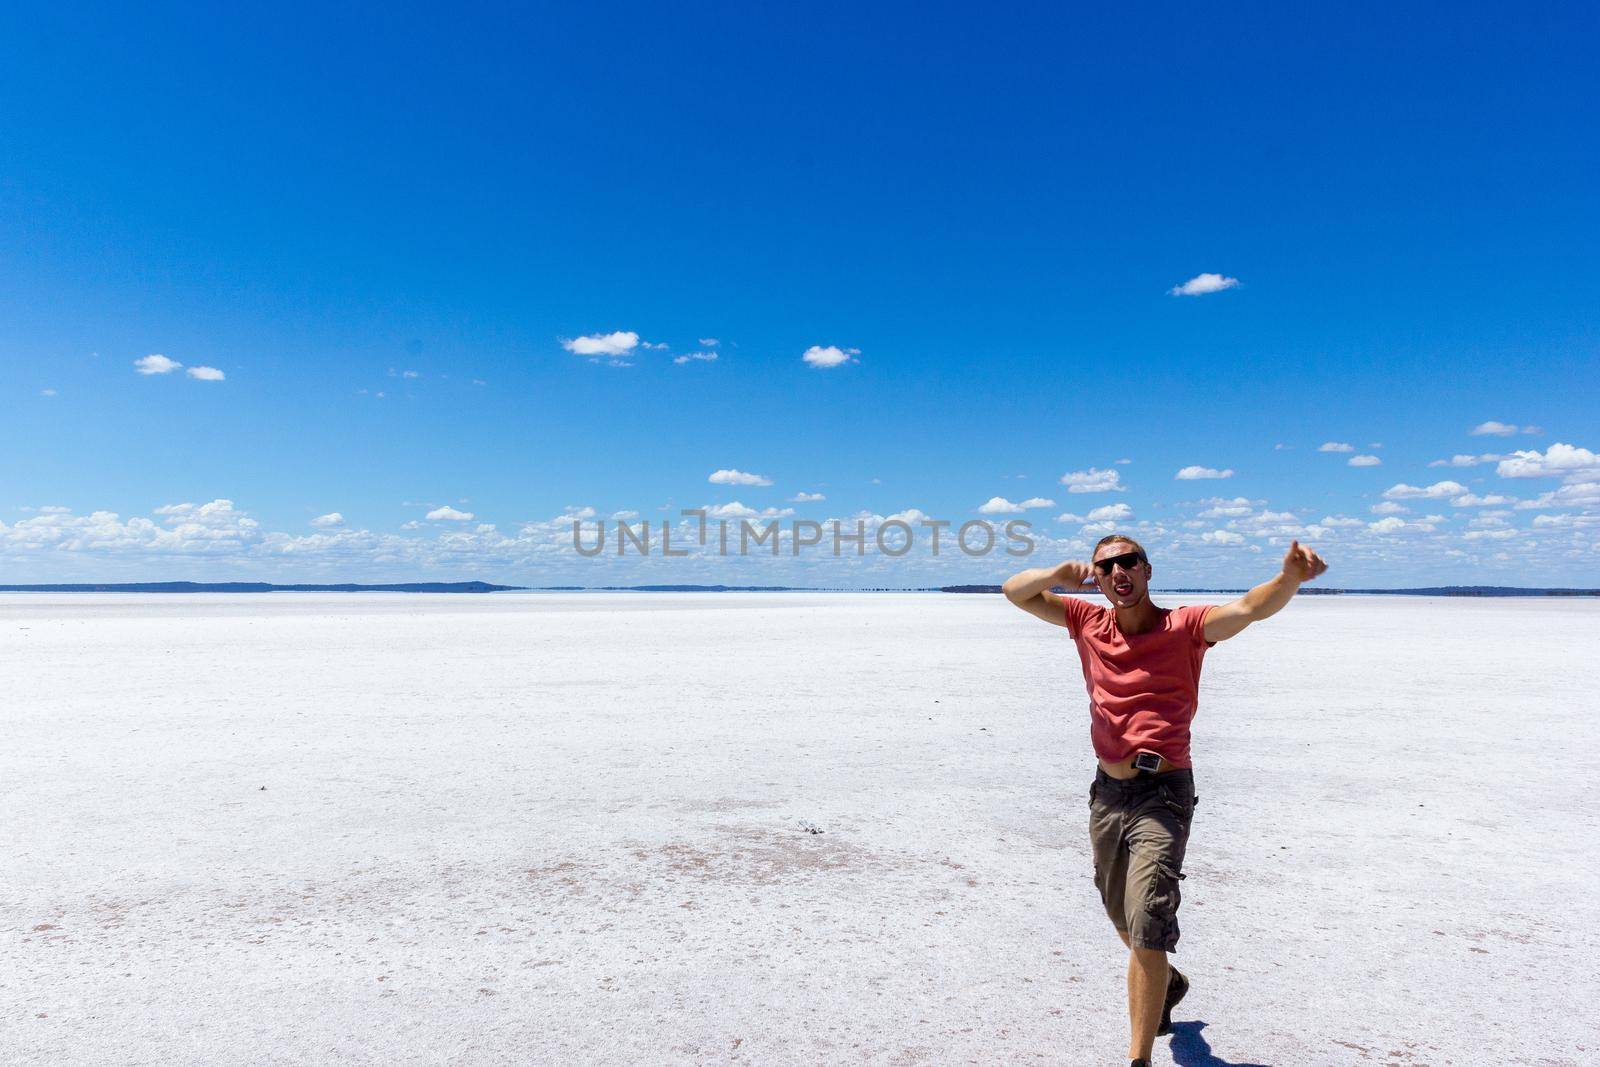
[1092,541,1151,609]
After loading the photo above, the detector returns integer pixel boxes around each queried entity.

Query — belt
[1097,752,1187,782]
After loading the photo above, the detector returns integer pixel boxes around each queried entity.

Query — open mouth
[1113,580,1133,596]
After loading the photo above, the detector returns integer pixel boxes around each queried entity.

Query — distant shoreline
[1,582,1597,597]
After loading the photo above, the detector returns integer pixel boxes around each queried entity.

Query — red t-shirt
[1062,596,1218,769]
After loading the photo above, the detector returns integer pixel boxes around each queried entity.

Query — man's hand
[1282,540,1329,583]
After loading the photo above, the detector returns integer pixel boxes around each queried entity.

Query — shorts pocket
[1143,860,1186,950]
[1157,782,1195,822]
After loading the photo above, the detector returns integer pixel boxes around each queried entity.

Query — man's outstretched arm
[1202,540,1329,643]
[1003,560,1094,627]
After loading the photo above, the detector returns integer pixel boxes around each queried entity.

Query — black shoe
[1131,1060,1152,1066]
[1155,965,1189,1037]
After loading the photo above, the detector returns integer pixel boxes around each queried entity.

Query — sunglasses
[1093,551,1146,576]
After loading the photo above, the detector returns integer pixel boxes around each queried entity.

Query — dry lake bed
[4,592,1598,1066]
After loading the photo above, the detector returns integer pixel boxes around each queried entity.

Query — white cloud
[187,366,225,381]
[609,510,639,520]
[401,369,419,378]
[154,499,250,526]
[802,345,859,368]
[1428,453,1499,468]
[135,354,182,375]
[1201,530,1245,544]
[562,506,597,520]
[1347,455,1382,467]
[1495,443,1599,480]
[709,469,773,487]
[1168,273,1240,297]
[1532,513,1600,529]
[1087,503,1132,522]
[426,506,475,522]
[698,338,720,347]
[1382,480,1468,500]
[41,388,57,397]
[1199,501,1254,518]
[1449,493,1516,507]
[0,500,259,555]
[563,331,642,358]
[1513,481,1600,510]
[885,508,929,524]
[1472,421,1540,437]
[1368,517,1438,535]
[310,513,345,528]
[1318,442,1355,453]
[978,496,1057,515]
[1319,516,1366,528]
[1370,501,1409,515]
[703,502,793,520]
[1114,458,1132,465]
[1175,466,1234,480]
[1055,512,1085,523]
[1059,467,1125,493]
[790,491,826,503]
[673,351,718,364]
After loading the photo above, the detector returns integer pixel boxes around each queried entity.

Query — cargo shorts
[1087,766,1197,953]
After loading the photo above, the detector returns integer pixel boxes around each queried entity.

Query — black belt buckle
[1132,752,1162,774]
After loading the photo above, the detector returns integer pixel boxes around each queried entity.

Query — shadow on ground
[1168,1021,1272,1067]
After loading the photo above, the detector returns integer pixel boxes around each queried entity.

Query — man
[1002,533,1328,1067]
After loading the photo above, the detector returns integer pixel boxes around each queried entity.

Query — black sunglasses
[1093,551,1146,576]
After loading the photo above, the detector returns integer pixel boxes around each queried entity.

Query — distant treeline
[4,582,1596,597]
[0,581,524,593]
[939,585,1600,597]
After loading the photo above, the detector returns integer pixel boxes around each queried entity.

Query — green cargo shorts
[1087,766,1197,953]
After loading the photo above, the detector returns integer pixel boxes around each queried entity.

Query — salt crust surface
[3,592,1597,1066]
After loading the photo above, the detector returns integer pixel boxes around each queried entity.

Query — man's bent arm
[1203,540,1328,643]
[1004,560,1091,627]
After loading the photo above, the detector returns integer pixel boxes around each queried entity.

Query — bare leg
[1126,945,1168,1062]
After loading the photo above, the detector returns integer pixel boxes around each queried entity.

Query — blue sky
[2,3,1597,587]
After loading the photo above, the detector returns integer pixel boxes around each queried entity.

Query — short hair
[1093,533,1148,562]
